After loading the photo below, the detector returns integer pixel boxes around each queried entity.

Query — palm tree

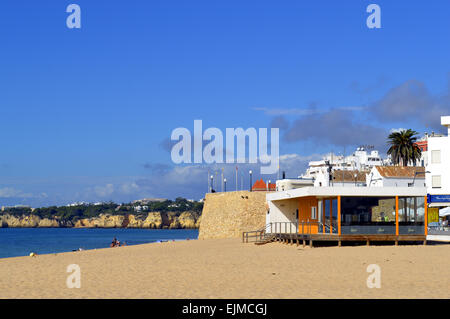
[387,129,422,166]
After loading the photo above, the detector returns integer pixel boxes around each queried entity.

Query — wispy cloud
[252,107,320,116]
[0,187,35,199]
[282,108,388,151]
[253,106,367,116]
[371,79,450,132]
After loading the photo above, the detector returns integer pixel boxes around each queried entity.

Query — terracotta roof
[332,170,368,183]
[252,178,276,191]
[375,166,425,178]
[415,141,428,152]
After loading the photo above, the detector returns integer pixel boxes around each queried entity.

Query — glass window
[398,197,425,235]
[431,150,441,164]
[332,199,338,219]
[432,175,442,188]
[341,197,396,225]
[340,197,396,235]
[324,200,330,218]
[311,207,317,220]
[398,197,424,223]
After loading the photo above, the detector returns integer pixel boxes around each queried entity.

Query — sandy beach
[0,239,449,299]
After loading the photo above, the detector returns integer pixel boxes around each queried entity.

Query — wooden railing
[242,223,272,243]
[243,221,337,244]
[267,221,298,234]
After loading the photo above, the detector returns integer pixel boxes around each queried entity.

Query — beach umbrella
[439,207,450,217]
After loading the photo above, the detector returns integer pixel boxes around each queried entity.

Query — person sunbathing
[111,237,119,247]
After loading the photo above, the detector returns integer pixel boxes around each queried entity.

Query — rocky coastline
[0,211,201,229]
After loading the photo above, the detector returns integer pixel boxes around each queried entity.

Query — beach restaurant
[265,186,428,244]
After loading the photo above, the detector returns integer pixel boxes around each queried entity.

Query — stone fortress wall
[198,191,268,239]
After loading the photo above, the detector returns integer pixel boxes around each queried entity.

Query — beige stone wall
[198,191,268,239]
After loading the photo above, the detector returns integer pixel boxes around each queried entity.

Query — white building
[302,147,386,181]
[313,169,368,187]
[266,186,427,236]
[426,116,450,208]
[367,166,426,188]
[276,179,314,191]
[134,205,149,212]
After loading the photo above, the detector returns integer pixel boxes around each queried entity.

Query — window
[398,196,425,235]
[431,150,441,164]
[340,197,396,235]
[311,207,317,220]
[432,175,442,188]
[341,197,395,224]
[399,197,425,223]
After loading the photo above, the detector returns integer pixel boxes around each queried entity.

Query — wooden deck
[242,222,427,247]
[270,233,427,247]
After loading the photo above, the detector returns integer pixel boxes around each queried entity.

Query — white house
[426,116,450,208]
[366,166,425,188]
[314,169,368,187]
[276,178,314,191]
[301,147,386,180]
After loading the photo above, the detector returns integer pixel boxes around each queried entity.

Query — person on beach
[111,237,119,247]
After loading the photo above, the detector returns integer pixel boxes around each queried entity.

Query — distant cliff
[0,211,201,229]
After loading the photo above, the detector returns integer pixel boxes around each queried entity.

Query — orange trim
[337,196,341,236]
[322,200,326,234]
[424,196,428,236]
[329,199,333,234]
[395,196,399,236]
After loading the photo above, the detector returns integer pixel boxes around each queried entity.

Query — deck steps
[254,234,276,245]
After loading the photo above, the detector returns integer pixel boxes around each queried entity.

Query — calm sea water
[0,228,198,259]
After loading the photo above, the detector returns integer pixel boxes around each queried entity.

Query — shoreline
[0,228,198,260]
[0,237,196,261]
[1,238,449,298]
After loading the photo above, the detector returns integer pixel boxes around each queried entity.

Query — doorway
[298,197,319,234]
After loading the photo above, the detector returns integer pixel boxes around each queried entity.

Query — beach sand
[0,239,449,298]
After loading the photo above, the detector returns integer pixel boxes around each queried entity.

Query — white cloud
[0,187,34,198]
[94,184,114,197]
[253,106,366,116]
[120,182,140,194]
[389,128,407,133]
[253,107,320,116]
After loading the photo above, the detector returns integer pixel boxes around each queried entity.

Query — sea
[0,228,198,259]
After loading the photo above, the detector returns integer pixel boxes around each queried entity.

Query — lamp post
[249,170,253,192]
[224,178,227,192]
[210,175,214,192]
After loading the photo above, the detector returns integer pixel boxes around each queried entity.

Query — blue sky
[0,1,449,206]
